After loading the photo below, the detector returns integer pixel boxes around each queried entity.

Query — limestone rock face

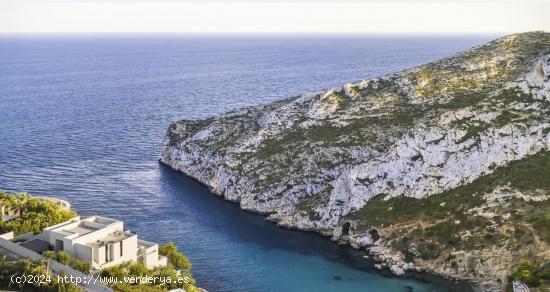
[161,32,550,291]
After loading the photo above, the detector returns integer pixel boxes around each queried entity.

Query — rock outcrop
[161,32,550,291]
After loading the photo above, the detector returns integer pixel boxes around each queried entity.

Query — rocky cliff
[161,32,550,291]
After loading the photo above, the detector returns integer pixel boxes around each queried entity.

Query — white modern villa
[42,216,167,269]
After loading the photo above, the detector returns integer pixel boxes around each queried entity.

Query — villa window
[120,241,123,257]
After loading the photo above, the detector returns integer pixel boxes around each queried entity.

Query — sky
[1,0,550,33]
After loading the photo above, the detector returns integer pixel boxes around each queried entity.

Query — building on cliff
[512,281,529,292]
[42,216,167,269]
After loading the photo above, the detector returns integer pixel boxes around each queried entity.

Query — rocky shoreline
[159,157,484,292]
[160,161,478,290]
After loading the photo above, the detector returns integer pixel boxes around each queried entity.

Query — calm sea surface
[0,34,495,291]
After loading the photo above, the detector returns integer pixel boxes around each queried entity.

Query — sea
[0,34,496,292]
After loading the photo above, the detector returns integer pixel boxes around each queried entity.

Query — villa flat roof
[87,231,134,247]
[138,239,157,248]
[49,216,122,238]
[64,225,99,236]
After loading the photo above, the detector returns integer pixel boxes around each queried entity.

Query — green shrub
[42,251,90,273]
[100,262,129,278]
[510,259,547,287]
[0,192,76,236]
[100,260,199,292]
[0,258,80,291]
[159,242,192,270]
[128,262,149,277]
[68,256,91,273]
[42,250,56,259]
[56,251,70,264]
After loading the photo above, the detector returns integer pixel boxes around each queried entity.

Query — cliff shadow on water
[158,163,473,292]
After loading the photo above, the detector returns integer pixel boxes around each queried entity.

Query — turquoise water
[0,35,495,291]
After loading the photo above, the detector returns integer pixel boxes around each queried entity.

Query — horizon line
[0,31,520,36]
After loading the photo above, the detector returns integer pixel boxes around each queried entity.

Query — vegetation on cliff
[0,193,201,291]
[510,259,550,289]
[159,242,192,271]
[100,243,199,292]
[0,257,80,291]
[42,251,91,273]
[347,150,550,289]
[0,192,76,236]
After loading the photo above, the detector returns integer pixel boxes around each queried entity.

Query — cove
[157,163,472,291]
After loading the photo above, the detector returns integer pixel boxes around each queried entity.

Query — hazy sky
[1,0,550,33]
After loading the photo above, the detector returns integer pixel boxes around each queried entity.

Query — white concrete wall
[0,237,112,292]
[74,243,93,265]
[143,244,159,269]
[72,221,123,245]
[122,235,138,263]
[45,217,127,267]
[62,237,75,255]
[41,216,152,271]
[47,231,69,251]
[0,231,14,240]
[137,239,166,268]
[11,232,36,244]
[44,219,81,249]
[34,196,71,211]
[96,245,106,267]
[43,217,80,235]
[0,237,43,261]
[43,216,80,231]
[97,234,138,269]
